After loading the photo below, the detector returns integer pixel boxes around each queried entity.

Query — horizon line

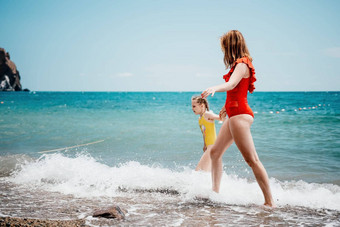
[8,90,340,93]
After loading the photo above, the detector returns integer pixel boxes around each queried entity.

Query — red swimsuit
[223,57,257,118]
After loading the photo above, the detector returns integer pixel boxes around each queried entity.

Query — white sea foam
[0,154,34,177]
[7,153,340,211]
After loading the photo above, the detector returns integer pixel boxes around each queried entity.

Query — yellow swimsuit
[198,113,217,146]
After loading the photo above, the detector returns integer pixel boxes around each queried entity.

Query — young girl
[191,96,221,172]
[201,30,275,207]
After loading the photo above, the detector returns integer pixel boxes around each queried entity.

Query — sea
[0,91,339,226]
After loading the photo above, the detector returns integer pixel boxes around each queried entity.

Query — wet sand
[1,179,339,226]
[0,217,85,227]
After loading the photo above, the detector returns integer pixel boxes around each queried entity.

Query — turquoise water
[0,91,339,225]
[1,91,339,183]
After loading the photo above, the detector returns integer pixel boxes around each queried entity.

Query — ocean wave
[4,153,340,211]
[0,154,34,177]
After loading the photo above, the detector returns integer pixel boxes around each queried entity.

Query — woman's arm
[201,63,249,98]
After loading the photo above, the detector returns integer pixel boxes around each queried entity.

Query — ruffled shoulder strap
[222,57,257,93]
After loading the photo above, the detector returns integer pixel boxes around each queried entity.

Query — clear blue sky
[1,0,339,91]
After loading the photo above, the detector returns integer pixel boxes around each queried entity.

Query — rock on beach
[93,205,127,219]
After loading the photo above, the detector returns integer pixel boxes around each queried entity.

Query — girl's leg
[195,145,213,172]
[210,118,234,192]
[229,114,275,207]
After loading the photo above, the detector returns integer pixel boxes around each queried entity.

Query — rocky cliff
[0,48,28,91]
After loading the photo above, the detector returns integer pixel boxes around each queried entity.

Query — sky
[1,0,339,91]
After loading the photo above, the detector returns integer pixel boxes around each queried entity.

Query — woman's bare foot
[262,202,276,208]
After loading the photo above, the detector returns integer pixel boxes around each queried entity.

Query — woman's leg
[195,145,213,172]
[229,114,275,207]
[210,118,234,192]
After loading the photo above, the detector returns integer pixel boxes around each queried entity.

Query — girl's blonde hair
[191,96,209,111]
[220,30,252,69]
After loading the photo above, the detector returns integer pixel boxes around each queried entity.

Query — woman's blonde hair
[220,30,252,69]
[191,96,209,111]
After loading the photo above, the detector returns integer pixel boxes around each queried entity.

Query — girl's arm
[204,111,221,121]
[219,106,227,121]
[201,63,249,98]
[201,128,207,151]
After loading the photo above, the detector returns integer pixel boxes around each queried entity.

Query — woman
[201,30,275,207]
